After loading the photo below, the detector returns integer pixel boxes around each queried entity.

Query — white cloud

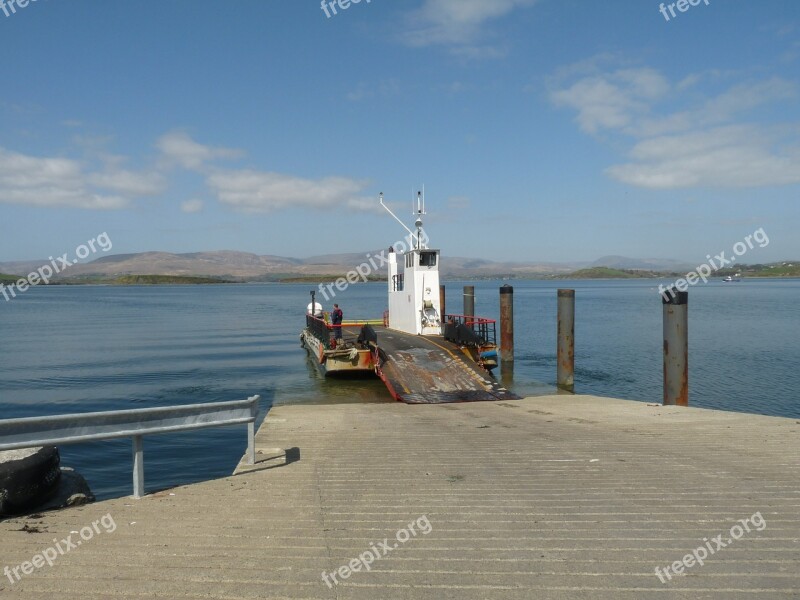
[181,199,205,213]
[206,170,375,213]
[405,0,537,55]
[0,148,131,209]
[88,168,165,196]
[550,68,670,134]
[0,131,377,215]
[550,61,800,189]
[156,131,243,170]
[607,125,800,189]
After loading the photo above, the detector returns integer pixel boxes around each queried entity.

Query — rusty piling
[499,285,514,363]
[557,289,575,392]
[464,285,475,322]
[662,287,688,406]
[440,285,446,320]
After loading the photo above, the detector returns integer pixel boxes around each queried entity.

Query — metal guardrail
[0,395,261,499]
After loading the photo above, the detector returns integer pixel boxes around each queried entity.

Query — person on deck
[331,304,343,340]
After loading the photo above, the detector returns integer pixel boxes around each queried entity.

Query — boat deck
[372,326,520,404]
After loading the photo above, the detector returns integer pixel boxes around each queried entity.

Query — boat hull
[300,329,376,376]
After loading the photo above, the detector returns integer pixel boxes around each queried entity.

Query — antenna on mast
[414,190,425,250]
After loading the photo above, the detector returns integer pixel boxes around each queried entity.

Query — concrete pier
[2,395,800,598]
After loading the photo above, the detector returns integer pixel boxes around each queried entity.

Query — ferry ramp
[372,326,520,404]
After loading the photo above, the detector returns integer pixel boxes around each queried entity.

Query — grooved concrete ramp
[375,327,520,403]
[2,395,800,599]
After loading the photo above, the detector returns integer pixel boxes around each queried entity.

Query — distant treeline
[110,275,235,285]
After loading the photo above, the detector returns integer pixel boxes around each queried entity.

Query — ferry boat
[300,191,502,383]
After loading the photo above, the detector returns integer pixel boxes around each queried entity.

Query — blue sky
[1,0,798,264]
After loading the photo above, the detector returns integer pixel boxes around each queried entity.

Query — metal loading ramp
[373,326,520,404]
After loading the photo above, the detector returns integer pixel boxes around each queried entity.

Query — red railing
[444,314,497,346]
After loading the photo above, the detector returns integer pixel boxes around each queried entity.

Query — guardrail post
[663,287,688,406]
[557,289,575,392]
[133,435,144,499]
[246,421,256,465]
[246,394,259,465]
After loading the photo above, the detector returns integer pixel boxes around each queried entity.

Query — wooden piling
[557,289,575,392]
[662,287,688,406]
[500,285,514,363]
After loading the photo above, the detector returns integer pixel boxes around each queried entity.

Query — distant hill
[557,267,647,279]
[0,250,582,282]
[591,255,694,271]
[717,262,800,277]
[110,275,235,285]
[0,273,20,285]
[1,251,796,283]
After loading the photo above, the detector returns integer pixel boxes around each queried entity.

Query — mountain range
[0,251,698,282]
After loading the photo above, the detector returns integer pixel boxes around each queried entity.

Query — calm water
[1,279,798,500]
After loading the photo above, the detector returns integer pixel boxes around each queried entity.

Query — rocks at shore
[0,448,94,519]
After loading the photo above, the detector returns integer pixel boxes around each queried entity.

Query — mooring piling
[557,289,575,392]
[662,287,688,406]
[463,285,475,321]
[500,285,514,363]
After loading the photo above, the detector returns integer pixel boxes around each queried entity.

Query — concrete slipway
[2,394,799,599]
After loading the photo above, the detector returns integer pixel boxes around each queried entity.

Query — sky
[1,0,798,265]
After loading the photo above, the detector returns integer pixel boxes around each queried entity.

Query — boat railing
[307,313,333,346]
[444,314,497,346]
[0,396,261,499]
[306,314,383,348]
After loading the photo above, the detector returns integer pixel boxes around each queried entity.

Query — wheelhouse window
[419,251,437,267]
